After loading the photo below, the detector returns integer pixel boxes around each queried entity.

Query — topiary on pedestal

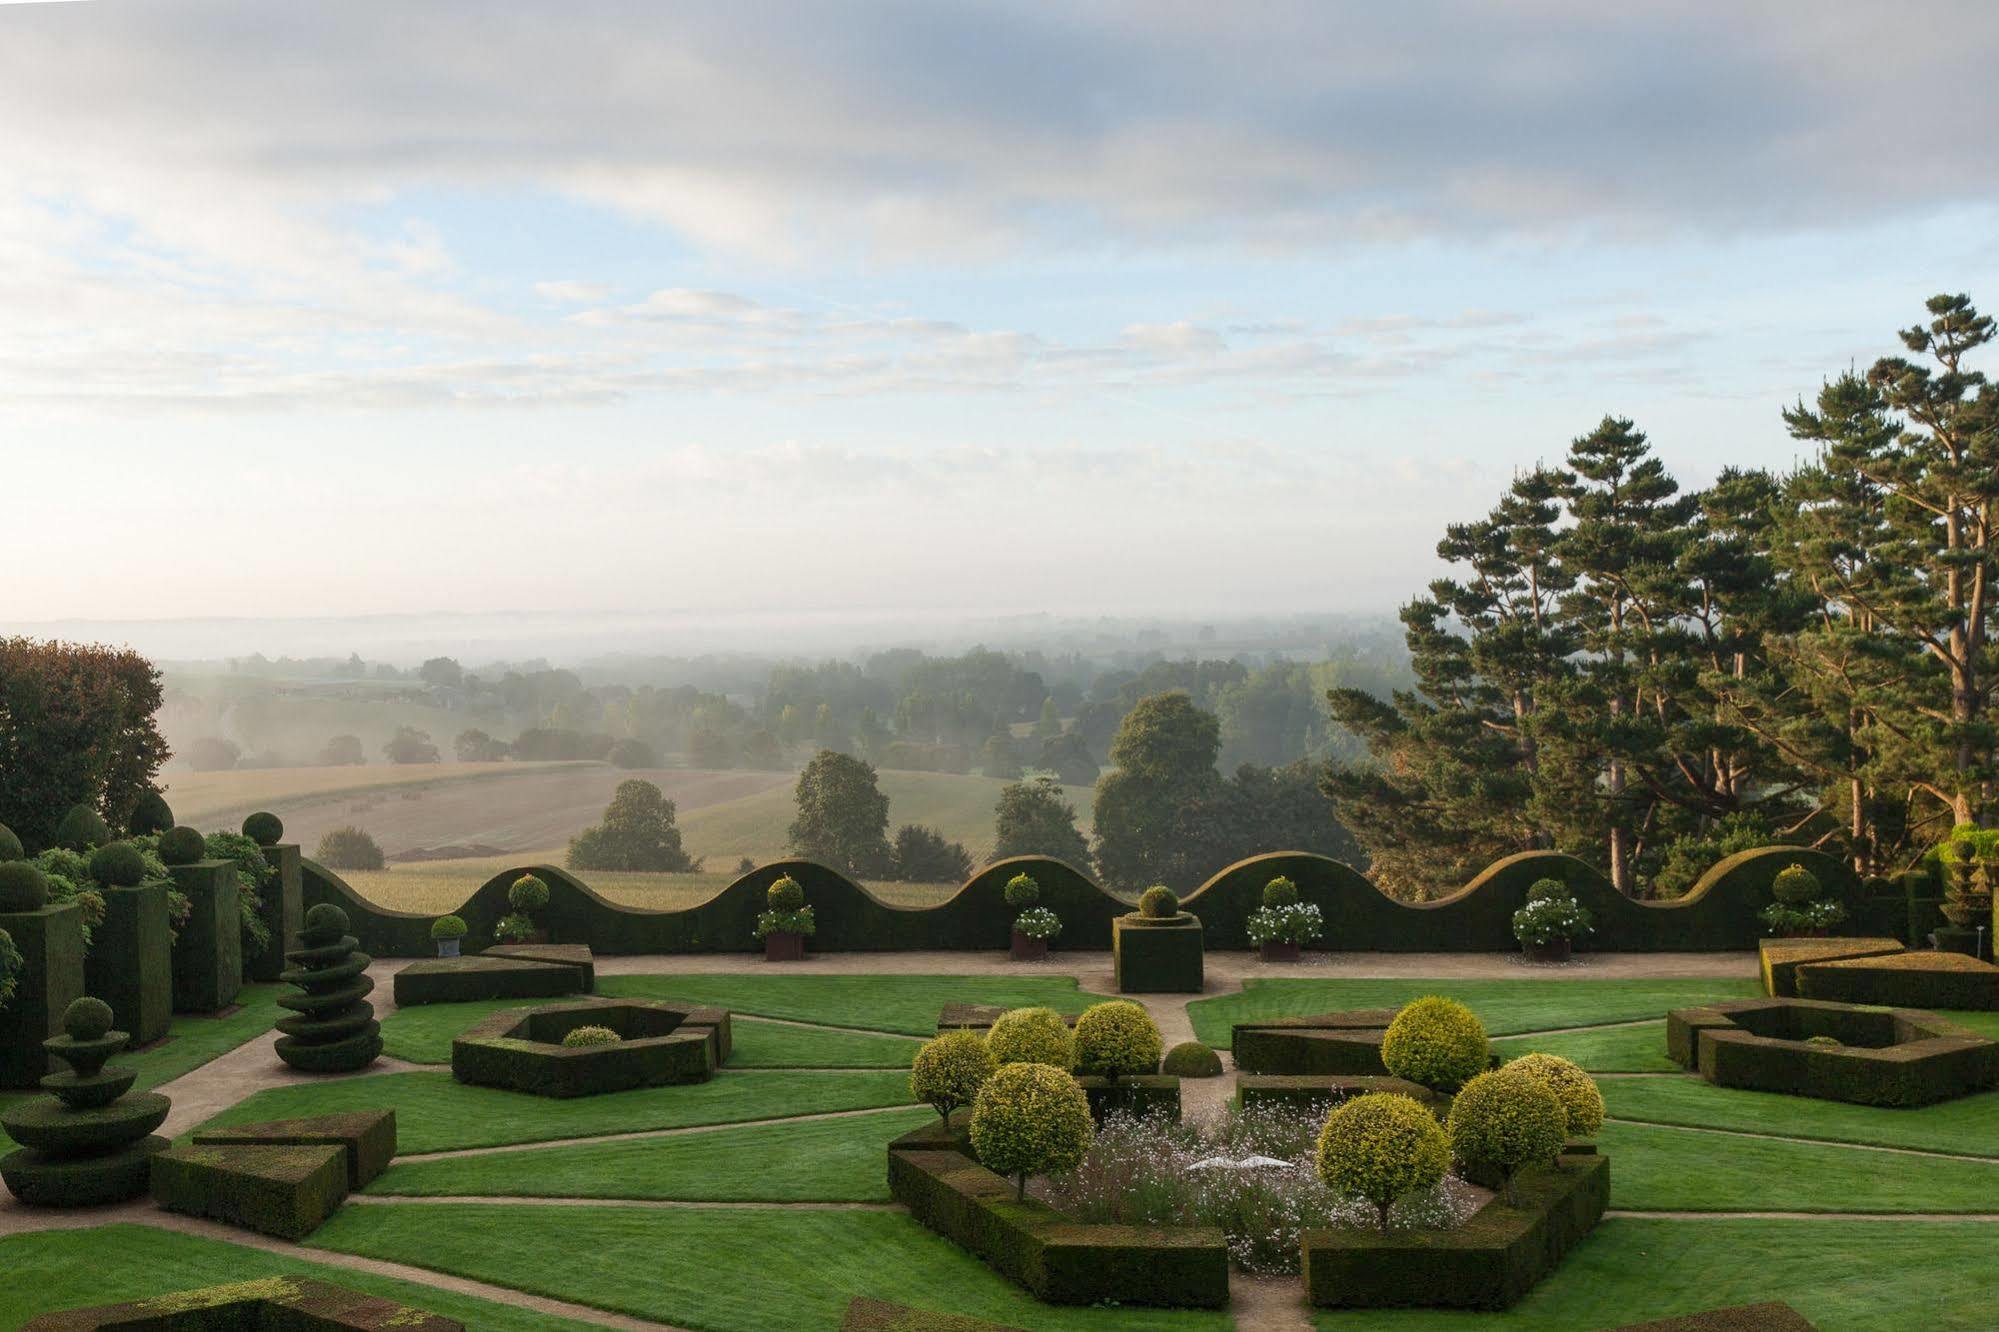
[910,1029,998,1122]
[88,842,148,889]
[1138,885,1180,919]
[0,996,171,1205]
[128,791,175,837]
[157,825,206,867]
[55,805,111,853]
[0,861,50,913]
[242,811,285,847]
[274,904,381,1073]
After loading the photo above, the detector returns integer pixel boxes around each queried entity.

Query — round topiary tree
[1160,1040,1225,1078]
[1138,885,1179,919]
[910,1029,999,1122]
[561,1025,621,1048]
[87,842,147,888]
[1072,1000,1163,1081]
[0,862,50,913]
[241,811,285,847]
[1002,873,1041,910]
[156,826,206,867]
[1381,996,1490,1092]
[0,824,22,862]
[1772,864,1822,905]
[767,875,805,913]
[1526,877,1571,903]
[1317,1091,1451,1232]
[273,903,382,1073]
[969,1061,1095,1199]
[1503,1052,1605,1158]
[128,792,175,837]
[1263,876,1300,908]
[54,805,110,853]
[984,1006,1075,1070]
[1447,1066,1568,1204]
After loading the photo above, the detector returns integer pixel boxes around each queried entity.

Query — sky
[5,1,1999,626]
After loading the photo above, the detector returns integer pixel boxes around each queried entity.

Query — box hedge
[450,1000,727,1097]
[246,842,304,983]
[83,883,171,1046]
[150,1141,350,1240]
[1231,1011,1401,1076]
[392,955,586,1007]
[168,860,242,1014]
[22,1276,465,1331]
[1757,937,1903,997]
[1073,1073,1181,1123]
[1112,912,1204,993]
[0,901,85,1088]
[1668,998,1999,1107]
[1239,1074,1450,1119]
[1795,950,1999,1010]
[191,1109,396,1190]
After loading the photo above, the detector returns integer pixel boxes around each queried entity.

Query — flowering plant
[1247,902,1323,947]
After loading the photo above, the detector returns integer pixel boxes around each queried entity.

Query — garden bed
[450,999,729,1097]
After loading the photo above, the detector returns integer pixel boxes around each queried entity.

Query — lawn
[1492,1021,1680,1072]
[1603,1077,1999,1158]
[597,972,1118,1036]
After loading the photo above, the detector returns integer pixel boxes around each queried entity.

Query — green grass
[195,1068,916,1153]
[1604,1077,1999,1159]
[1492,1021,1681,1072]
[369,1105,935,1201]
[1319,1217,1997,1330]
[0,1224,589,1330]
[1189,977,1764,1048]
[312,1203,1226,1331]
[598,972,1117,1036]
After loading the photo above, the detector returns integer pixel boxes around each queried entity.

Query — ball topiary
[0,824,21,862]
[1072,1000,1163,1081]
[303,902,349,936]
[509,874,550,912]
[0,862,50,913]
[241,811,285,847]
[1263,875,1300,908]
[54,804,111,852]
[560,1025,621,1048]
[969,1060,1095,1199]
[128,791,175,837]
[1381,996,1490,1092]
[1503,1052,1605,1144]
[1772,864,1823,905]
[1160,1040,1225,1078]
[1447,1066,1568,1204]
[156,825,206,867]
[429,914,468,941]
[1317,1091,1451,1232]
[87,842,148,889]
[1002,873,1041,910]
[1526,877,1571,904]
[910,1029,999,1122]
[1138,885,1179,919]
[1805,1034,1843,1049]
[767,875,805,913]
[984,1006,1075,1071]
[62,996,116,1042]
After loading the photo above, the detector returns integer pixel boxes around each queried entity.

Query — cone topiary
[0,996,171,1205]
[1503,1052,1605,1152]
[1161,1040,1225,1078]
[273,904,381,1073]
[910,1029,998,1122]
[969,1061,1094,1199]
[1381,996,1490,1092]
[242,811,285,847]
[1317,1091,1451,1232]
[0,824,21,862]
[1138,885,1179,919]
[985,1006,1075,1070]
[156,825,206,867]
[1447,1066,1568,1204]
[88,842,148,889]
[1072,1000,1163,1081]
[55,805,111,852]
[128,791,175,837]
[0,862,50,913]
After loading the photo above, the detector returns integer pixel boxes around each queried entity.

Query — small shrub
[1138,885,1179,918]
[1317,1091,1451,1232]
[1805,1034,1843,1049]
[1011,905,1062,941]
[969,1061,1095,1198]
[63,995,115,1041]
[1447,1067,1568,1204]
[754,905,816,939]
[508,874,551,912]
[241,811,285,847]
[1512,894,1593,946]
[1525,877,1570,904]
[1503,1052,1605,1143]
[0,862,50,913]
[1161,1040,1225,1078]
[315,827,385,872]
[767,875,805,913]
[560,1025,621,1048]
[157,825,206,866]
[494,912,537,943]
[1073,1000,1163,1081]
[1002,873,1041,910]
[1772,864,1822,905]
[0,824,22,861]
[429,914,468,942]
[910,1030,998,1121]
[985,1006,1075,1070]
[88,842,148,888]
[129,791,175,836]
[55,804,110,852]
[1263,876,1300,908]
[1380,996,1489,1092]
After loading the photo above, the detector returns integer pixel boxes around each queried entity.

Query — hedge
[1302,1152,1609,1309]
[150,1141,351,1240]
[1795,950,1999,1011]
[0,901,85,1088]
[169,860,242,1014]
[22,1277,465,1331]
[1073,1074,1181,1123]
[1112,913,1204,993]
[1668,998,1999,1107]
[246,841,304,983]
[392,956,586,1008]
[450,1000,727,1097]
[483,942,596,991]
[1757,937,1904,997]
[83,883,171,1046]
[191,1109,396,1190]
[1231,1010,1401,1076]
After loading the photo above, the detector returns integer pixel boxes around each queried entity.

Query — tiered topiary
[1003,872,1060,960]
[968,1060,1095,1199]
[755,874,815,960]
[87,842,148,889]
[910,1029,998,1122]
[242,811,285,847]
[55,804,111,853]
[0,996,170,1204]
[1503,1052,1605,1161]
[560,1024,621,1048]
[157,825,207,867]
[274,904,381,1073]
[1381,996,1490,1092]
[1316,1090,1451,1232]
[1072,1000,1162,1081]
[984,1005,1075,1070]
[1447,1066,1568,1203]
[1161,1040,1225,1077]
[128,791,176,837]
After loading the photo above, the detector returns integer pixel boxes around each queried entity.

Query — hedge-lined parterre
[451,998,729,1097]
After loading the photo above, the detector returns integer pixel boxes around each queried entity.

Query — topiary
[1002,873,1041,910]
[429,914,468,941]
[910,1030,998,1122]
[1502,1052,1605,1148]
[87,842,147,889]
[128,791,175,837]
[1772,864,1822,905]
[1263,876,1300,908]
[1160,1040,1225,1078]
[560,1025,621,1048]
[0,824,21,862]
[1138,885,1179,919]
[1526,877,1571,904]
[1072,1000,1163,1081]
[63,995,116,1042]
[0,862,50,913]
[767,875,805,913]
[54,805,110,853]
[241,812,284,847]
[275,903,381,1073]
[984,1006,1075,1071]
[1805,1034,1843,1049]
[302,902,346,934]
[156,826,206,867]
[509,874,550,912]
[1381,996,1490,1092]
[969,1060,1094,1199]
[1447,1066,1568,1204]
[1317,1091,1451,1232]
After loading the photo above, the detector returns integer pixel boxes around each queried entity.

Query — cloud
[534,280,611,304]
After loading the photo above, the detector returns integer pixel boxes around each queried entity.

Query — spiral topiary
[1002,873,1041,910]
[767,875,805,913]
[156,825,206,867]
[1138,885,1179,919]
[1072,1000,1163,1081]
[128,791,175,837]
[0,862,50,913]
[1526,877,1571,904]
[88,842,147,889]
[0,995,171,1205]
[984,1006,1075,1070]
[1447,1066,1568,1204]
[1772,864,1822,905]
[561,1025,621,1048]
[1160,1040,1225,1078]
[1503,1052,1605,1148]
[1317,1091,1451,1232]
[273,904,381,1073]
[910,1029,999,1122]
[0,824,21,862]
[1263,876,1300,908]
[241,811,285,847]
[1381,996,1490,1092]
[969,1060,1095,1199]
[54,805,110,853]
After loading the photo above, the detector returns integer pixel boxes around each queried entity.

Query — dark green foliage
[392,956,585,1007]
[82,881,171,1046]
[86,843,145,889]
[0,639,168,854]
[1138,886,1179,918]
[381,727,441,764]
[316,826,384,871]
[1112,913,1204,993]
[126,791,174,837]
[242,812,284,847]
[429,914,467,941]
[1091,693,1226,891]
[191,1109,396,1190]
[169,860,243,1014]
[508,874,550,912]
[24,1276,464,1331]
[450,1000,724,1097]
[1231,1011,1401,1076]
[303,902,345,933]
[0,824,22,861]
[1525,877,1567,904]
[566,779,695,872]
[891,824,973,883]
[64,996,113,1040]
[0,997,169,1206]
[988,778,1091,868]
[604,737,656,768]
[149,1142,349,1239]
[1668,998,1999,1107]
[0,903,85,1088]
[1074,1073,1180,1123]
[1160,1040,1224,1077]
[275,903,380,1074]
[1796,950,1999,1010]
[54,805,110,853]
[202,831,273,957]
[156,825,205,866]
[0,861,50,912]
[788,750,894,876]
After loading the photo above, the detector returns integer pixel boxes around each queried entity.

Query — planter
[1113,912,1205,994]
[1259,940,1301,964]
[435,939,461,958]
[764,930,805,963]
[1009,930,1048,962]
[1523,938,1572,964]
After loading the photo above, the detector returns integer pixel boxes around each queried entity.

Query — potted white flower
[1512,878,1592,963]
[1003,873,1060,961]
[1245,876,1321,962]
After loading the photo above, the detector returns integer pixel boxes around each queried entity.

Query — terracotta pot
[1259,941,1301,963]
[1524,938,1572,964]
[1010,930,1048,962]
[765,930,805,962]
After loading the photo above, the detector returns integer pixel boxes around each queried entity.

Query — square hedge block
[85,883,172,1047]
[168,860,243,1014]
[451,999,727,1097]
[393,955,585,1007]
[246,843,305,983]
[1668,998,1999,1107]
[1230,1010,1401,1076]
[1758,937,1903,997]
[1075,1074,1181,1123]
[150,1141,350,1240]
[482,942,595,991]
[1795,949,1999,1010]
[0,902,86,1089]
[21,1276,465,1330]
[192,1109,396,1190]
[1112,913,1205,994]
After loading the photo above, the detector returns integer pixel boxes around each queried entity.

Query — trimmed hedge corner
[1757,936,1904,997]
[451,999,728,1097]
[1668,998,1999,1107]
[1112,912,1204,993]
[1795,949,1999,1010]
[192,1109,396,1190]
[392,955,587,1007]
[150,1140,350,1240]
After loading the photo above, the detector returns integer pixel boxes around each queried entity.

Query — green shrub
[754,905,816,939]
[1161,1040,1225,1078]
[767,875,806,912]
[1073,1000,1164,1081]
[968,1060,1095,1198]
[64,994,115,1040]
[1247,902,1323,946]
[0,861,50,913]
[87,841,148,888]
[1772,864,1823,905]
[55,804,111,852]
[1011,905,1061,940]
[1512,894,1593,946]
[302,902,348,937]
[1525,877,1569,904]
[1381,996,1490,1091]
[1263,875,1300,908]
[128,791,175,836]
[1138,886,1179,918]
[241,811,285,847]
[1002,873,1041,909]
[985,1006,1075,1070]
[0,926,20,1008]
[1447,1067,1567,1203]
[315,826,384,871]
[1805,1034,1843,1049]
[203,831,275,955]
[910,1029,998,1121]
[1503,1052,1605,1141]
[429,914,468,941]
[157,825,206,866]
[560,1025,621,1048]
[1316,1091,1451,1231]
[509,874,551,912]
[1759,861,1847,934]
[495,912,537,943]
[0,824,22,861]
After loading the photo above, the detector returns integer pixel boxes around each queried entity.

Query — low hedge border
[1757,937,1904,997]
[392,956,587,1008]
[1667,998,1999,1107]
[1230,1010,1401,1076]
[191,1109,396,1190]
[149,1141,350,1240]
[1238,1074,1450,1120]
[887,1114,1229,1308]
[839,1296,1027,1332]
[1795,950,1999,1011]
[450,999,729,1097]
[1111,913,1205,994]
[22,1276,464,1331]
[936,1003,1078,1034]
[1607,1303,1817,1332]
[482,943,596,991]
[1073,1074,1181,1123]
[1302,1152,1609,1310]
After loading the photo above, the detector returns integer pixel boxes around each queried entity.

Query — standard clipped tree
[787,750,893,876]
[1317,1091,1450,1232]
[989,777,1091,868]
[968,1061,1094,1199]
[984,1006,1075,1070]
[1072,1000,1162,1081]
[1447,1067,1568,1203]
[567,779,695,872]
[909,1030,997,1123]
